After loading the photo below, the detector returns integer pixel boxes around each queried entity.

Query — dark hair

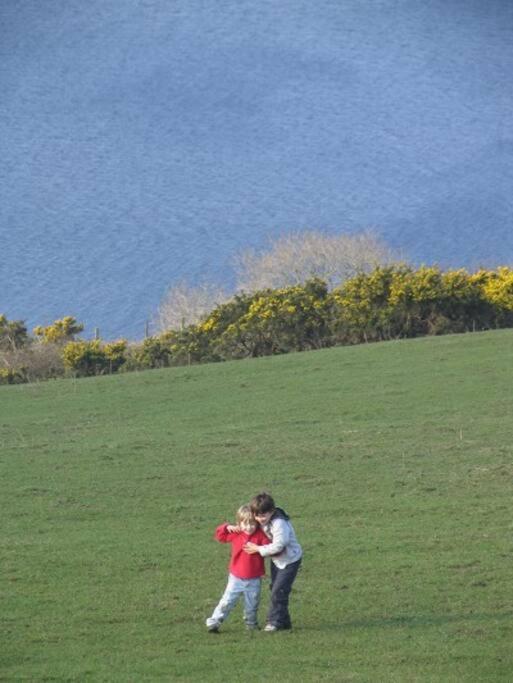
[250,492,276,515]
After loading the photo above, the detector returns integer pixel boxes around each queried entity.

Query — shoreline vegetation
[2,263,513,385]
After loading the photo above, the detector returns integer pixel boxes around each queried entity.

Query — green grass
[2,329,513,682]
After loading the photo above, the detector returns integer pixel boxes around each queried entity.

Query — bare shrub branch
[1,343,64,382]
[234,230,396,292]
[156,281,229,332]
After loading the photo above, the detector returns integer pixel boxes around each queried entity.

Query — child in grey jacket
[244,492,302,632]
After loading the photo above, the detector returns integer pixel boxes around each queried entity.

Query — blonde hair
[236,505,255,528]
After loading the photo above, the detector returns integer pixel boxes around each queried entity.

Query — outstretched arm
[215,523,241,542]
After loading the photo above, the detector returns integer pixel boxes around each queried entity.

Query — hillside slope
[2,330,513,680]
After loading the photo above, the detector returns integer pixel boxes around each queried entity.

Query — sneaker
[206,620,221,633]
[263,623,277,632]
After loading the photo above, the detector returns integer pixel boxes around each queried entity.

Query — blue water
[1,0,512,338]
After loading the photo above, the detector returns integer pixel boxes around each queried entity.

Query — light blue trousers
[206,573,262,627]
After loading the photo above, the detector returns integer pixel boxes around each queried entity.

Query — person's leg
[242,578,261,628]
[266,562,278,626]
[206,574,243,628]
[267,559,301,629]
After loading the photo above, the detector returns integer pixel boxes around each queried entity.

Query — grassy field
[2,329,513,682]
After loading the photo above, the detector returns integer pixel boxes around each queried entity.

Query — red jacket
[215,523,270,579]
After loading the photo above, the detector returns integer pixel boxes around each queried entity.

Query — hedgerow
[2,266,513,384]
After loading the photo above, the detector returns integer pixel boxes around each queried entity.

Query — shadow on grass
[314,610,513,631]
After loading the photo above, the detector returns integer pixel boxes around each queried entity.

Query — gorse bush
[130,336,175,369]
[331,266,510,343]
[156,230,393,330]
[153,266,513,364]
[0,367,28,385]
[1,316,129,382]
[62,340,128,377]
[33,316,84,344]
[3,265,513,384]
[212,279,333,358]
[479,267,513,315]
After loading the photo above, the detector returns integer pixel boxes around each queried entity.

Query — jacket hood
[271,507,290,521]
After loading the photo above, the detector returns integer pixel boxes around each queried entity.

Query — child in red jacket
[206,505,270,632]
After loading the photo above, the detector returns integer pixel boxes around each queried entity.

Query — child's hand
[243,542,259,554]
[226,524,240,533]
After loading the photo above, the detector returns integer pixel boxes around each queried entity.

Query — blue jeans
[206,573,262,627]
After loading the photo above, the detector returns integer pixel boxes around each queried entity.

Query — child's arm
[245,519,290,556]
[214,523,240,543]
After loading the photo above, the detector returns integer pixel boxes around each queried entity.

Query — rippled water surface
[1,0,512,337]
